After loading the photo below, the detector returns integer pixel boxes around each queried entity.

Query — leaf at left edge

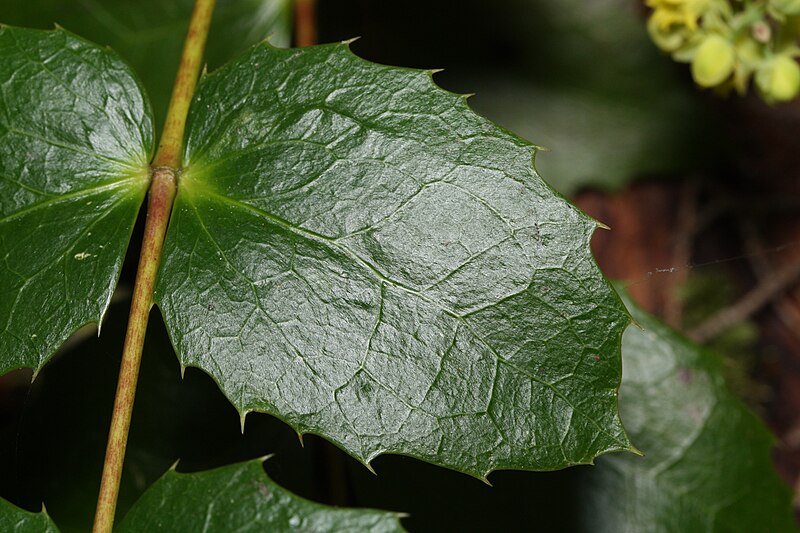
[0,498,60,532]
[0,26,153,376]
[155,41,634,478]
[116,459,406,533]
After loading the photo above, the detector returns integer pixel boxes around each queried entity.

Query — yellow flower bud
[646,0,714,30]
[756,55,800,102]
[648,12,691,52]
[734,35,761,66]
[731,36,761,94]
[691,34,735,87]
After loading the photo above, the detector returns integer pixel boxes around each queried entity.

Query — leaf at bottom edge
[117,459,406,533]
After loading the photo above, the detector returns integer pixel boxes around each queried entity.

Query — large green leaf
[117,459,405,532]
[0,498,59,532]
[155,42,633,477]
[580,293,795,531]
[2,0,292,129]
[0,27,152,375]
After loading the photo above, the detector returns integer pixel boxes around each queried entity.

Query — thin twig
[741,220,800,339]
[92,170,176,533]
[665,181,698,328]
[92,1,215,531]
[153,0,216,168]
[688,244,800,343]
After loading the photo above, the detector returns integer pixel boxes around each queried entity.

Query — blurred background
[2,0,800,530]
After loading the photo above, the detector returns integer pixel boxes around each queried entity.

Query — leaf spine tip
[596,221,611,231]
[169,459,181,471]
[341,36,361,46]
[429,68,445,75]
[240,411,248,434]
[259,32,277,47]
[258,453,275,464]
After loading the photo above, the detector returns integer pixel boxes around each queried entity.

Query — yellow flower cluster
[647,0,713,33]
[646,0,800,103]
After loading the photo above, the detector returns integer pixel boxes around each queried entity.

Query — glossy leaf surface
[155,42,632,477]
[581,293,795,532]
[0,27,152,375]
[0,498,59,532]
[2,0,291,128]
[117,460,405,532]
